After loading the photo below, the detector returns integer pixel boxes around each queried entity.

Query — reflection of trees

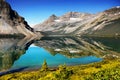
[0,50,25,71]
[0,37,37,71]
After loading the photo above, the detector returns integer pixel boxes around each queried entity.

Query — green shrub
[85,66,120,80]
[54,64,73,79]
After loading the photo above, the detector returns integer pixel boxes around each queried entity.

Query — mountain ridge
[34,6,120,37]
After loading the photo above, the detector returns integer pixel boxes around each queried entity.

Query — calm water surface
[11,46,102,69]
[0,37,120,72]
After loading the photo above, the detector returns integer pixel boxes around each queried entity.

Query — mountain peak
[43,14,58,24]
[62,12,81,18]
[50,14,57,18]
[49,14,58,20]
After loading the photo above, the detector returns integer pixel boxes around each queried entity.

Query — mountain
[80,6,120,37]
[34,7,120,37]
[43,14,58,24]
[0,0,36,37]
[34,12,92,34]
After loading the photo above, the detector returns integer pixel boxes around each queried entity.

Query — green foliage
[0,60,119,80]
[39,64,73,80]
[0,71,41,80]
[55,64,73,79]
[85,66,120,80]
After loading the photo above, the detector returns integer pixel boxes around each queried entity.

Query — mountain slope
[34,7,120,37]
[0,0,36,37]
[76,6,120,37]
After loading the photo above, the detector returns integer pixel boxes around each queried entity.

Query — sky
[6,0,120,26]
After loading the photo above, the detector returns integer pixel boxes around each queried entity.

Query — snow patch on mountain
[70,18,82,21]
[116,6,120,8]
[54,20,61,22]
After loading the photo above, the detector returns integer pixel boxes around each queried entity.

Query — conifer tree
[41,59,48,71]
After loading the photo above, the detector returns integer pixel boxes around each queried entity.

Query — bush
[54,64,73,79]
[85,66,120,80]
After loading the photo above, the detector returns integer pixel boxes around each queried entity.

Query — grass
[0,59,120,80]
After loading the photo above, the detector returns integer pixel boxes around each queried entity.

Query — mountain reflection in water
[0,37,120,71]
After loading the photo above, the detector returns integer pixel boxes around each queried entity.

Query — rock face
[0,0,35,37]
[34,7,120,37]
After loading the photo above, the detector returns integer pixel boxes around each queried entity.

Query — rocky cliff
[0,0,36,37]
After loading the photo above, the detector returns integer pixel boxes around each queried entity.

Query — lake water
[0,37,120,72]
[11,46,102,69]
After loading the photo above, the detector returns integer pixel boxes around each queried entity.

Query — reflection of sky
[6,0,120,26]
[11,46,102,69]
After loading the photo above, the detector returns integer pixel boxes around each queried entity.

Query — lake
[0,37,120,72]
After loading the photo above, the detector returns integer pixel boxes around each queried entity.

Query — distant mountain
[34,12,92,34]
[0,0,36,37]
[34,6,120,37]
[43,14,58,24]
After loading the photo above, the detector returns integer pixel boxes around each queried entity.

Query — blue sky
[6,0,120,26]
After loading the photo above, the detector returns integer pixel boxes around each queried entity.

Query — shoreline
[0,59,103,76]
[0,59,119,80]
